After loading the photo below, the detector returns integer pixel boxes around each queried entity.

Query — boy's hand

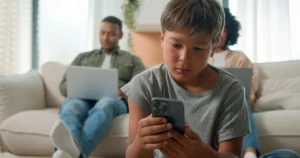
[160,125,217,158]
[136,114,173,150]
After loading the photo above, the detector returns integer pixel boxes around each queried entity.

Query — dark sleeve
[59,53,84,97]
[131,55,146,79]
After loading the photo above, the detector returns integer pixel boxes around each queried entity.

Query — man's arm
[118,55,145,98]
[131,56,146,78]
[59,53,84,97]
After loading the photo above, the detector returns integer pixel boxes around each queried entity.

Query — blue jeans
[243,103,300,158]
[243,102,260,154]
[59,97,127,158]
[260,149,300,158]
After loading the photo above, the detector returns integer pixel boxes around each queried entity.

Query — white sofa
[0,61,300,158]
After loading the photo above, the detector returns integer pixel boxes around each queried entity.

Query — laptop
[223,68,252,100]
[66,66,118,100]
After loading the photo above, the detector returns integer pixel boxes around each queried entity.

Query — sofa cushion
[255,60,300,80]
[0,70,45,124]
[255,110,300,154]
[255,77,300,111]
[0,108,59,156]
[0,108,129,157]
[41,62,66,108]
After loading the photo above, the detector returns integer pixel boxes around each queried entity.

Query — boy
[121,0,249,157]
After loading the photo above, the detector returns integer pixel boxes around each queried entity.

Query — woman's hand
[160,125,217,158]
[135,115,173,150]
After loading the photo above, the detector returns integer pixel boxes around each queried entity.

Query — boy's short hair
[102,16,122,31]
[161,0,225,43]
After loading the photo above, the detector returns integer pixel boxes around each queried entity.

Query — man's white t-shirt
[101,53,112,68]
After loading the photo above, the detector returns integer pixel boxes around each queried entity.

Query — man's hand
[160,125,217,158]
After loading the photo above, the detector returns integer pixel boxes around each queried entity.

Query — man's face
[99,22,122,50]
[161,27,215,82]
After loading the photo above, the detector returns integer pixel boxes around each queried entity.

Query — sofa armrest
[0,70,46,124]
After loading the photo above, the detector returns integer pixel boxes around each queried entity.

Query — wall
[132,32,163,67]
[134,0,166,32]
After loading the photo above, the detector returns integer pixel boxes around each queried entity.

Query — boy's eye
[193,47,204,51]
[171,43,181,49]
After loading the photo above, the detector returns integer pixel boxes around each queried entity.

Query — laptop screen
[223,68,252,100]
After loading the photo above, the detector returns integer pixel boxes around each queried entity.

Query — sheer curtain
[38,0,90,66]
[229,0,300,63]
[37,0,130,67]
[0,0,32,76]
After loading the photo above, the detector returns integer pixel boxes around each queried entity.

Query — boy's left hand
[160,125,216,158]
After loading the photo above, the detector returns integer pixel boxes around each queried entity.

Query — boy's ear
[161,33,165,48]
[211,43,217,57]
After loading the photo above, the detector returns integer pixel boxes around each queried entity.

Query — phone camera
[154,108,160,114]
[154,102,160,107]
[162,106,168,112]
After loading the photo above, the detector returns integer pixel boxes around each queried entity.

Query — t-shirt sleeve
[121,71,154,112]
[216,83,250,142]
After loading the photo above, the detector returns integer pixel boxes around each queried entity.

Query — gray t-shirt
[121,63,250,157]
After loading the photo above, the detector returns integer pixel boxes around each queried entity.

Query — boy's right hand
[136,114,173,150]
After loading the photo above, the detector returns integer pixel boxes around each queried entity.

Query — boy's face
[161,27,215,82]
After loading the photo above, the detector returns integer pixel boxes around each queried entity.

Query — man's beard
[102,44,117,53]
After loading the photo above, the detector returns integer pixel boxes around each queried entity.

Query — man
[50,16,145,158]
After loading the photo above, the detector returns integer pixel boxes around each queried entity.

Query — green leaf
[121,0,140,51]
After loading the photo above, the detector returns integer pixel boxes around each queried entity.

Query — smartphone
[150,97,185,134]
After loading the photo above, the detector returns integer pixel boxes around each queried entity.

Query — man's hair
[224,8,241,48]
[102,16,122,31]
[161,0,225,43]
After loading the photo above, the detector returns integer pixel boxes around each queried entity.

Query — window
[0,0,32,76]
[228,0,300,63]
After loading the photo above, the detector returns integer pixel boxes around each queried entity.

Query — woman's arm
[126,98,153,158]
[249,65,259,108]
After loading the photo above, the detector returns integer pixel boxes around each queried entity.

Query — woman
[209,8,300,158]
